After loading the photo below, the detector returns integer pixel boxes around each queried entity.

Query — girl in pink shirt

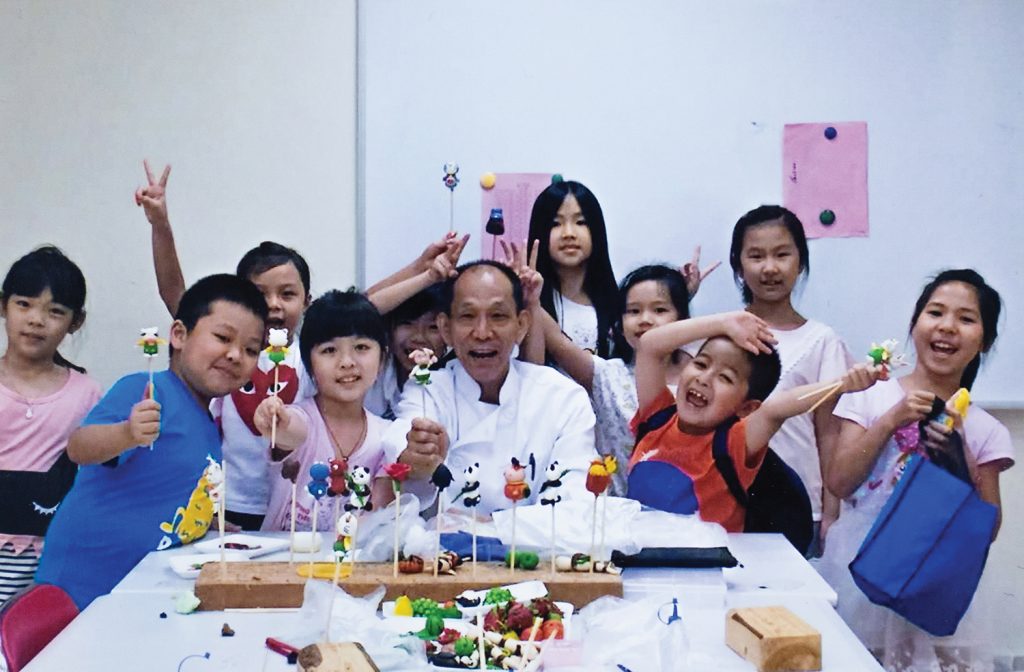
[0,247,100,606]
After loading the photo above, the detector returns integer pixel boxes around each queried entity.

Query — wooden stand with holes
[725,606,822,672]
[193,561,621,610]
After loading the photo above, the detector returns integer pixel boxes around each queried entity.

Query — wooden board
[297,642,379,672]
[194,561,621,611]
[725,606,821,672]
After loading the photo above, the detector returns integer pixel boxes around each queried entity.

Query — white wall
[0,1,357,388]
[360,0,1024,406]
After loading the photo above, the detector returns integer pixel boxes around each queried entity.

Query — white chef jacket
[381,358,598,516]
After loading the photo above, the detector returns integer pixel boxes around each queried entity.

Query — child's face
[248,262,308,343]
[548,194,592,270]
[739,221,801,304]
[390,311,445,374]
[675,337,759,433]
[911,281,985,383]
[0,288,79,363]
[170,300,264,402]
[622,280,680,351]
[310,336,382,405]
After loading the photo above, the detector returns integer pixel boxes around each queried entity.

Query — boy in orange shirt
[628,311,877,531]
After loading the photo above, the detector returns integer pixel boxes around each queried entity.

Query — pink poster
[479,172,554,260]
[783,122,869,239]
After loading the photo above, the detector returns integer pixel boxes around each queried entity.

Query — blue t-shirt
[36,370,223,609]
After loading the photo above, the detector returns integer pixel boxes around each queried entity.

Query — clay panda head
[462,462,480,486]
[545,461,561,480]
[349,465,372,486]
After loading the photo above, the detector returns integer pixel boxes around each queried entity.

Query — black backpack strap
[711,417,748,507]
[634,405,678,445]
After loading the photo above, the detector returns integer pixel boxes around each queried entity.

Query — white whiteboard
[0,1,358,388]
[361,0,1024,406]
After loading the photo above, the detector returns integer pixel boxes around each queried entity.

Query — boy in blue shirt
[36,274,267,609]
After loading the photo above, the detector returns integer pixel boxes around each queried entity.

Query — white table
[27,533,872,671]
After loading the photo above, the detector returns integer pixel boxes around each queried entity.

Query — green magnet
[551,174,564,184]
[819,209,836,226]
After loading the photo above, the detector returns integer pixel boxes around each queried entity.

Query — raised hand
[428,233,469,282]
[681,245,722,298]
[520,239,544,309]
[401,417,449,478]
[135,159,171,227]
[840,362,883,395]
[253,395,290,436]
[721,311,776,354]
[127,398,161,445]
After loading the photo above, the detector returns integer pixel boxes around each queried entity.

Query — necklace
[319,401,368,460]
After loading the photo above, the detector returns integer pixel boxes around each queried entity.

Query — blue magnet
[819,209,836,226]
[551,174,564,184]
[824,126,838,140]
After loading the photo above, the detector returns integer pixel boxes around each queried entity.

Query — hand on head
[722,311,776,354]
[401,417,448,479]
[135,159,170,227]
[128,398,161,445]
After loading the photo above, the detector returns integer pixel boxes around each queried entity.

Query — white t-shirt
[553,291,598,353]
[364,357,401,420]
[766,319,853,521]
[590,356,636,497]
[211,340,316,515]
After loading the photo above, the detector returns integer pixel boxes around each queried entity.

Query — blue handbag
[848,453,996,636]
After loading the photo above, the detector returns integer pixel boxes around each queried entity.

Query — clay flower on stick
[504,458,531,574]
[585,456,616,573]
[866,339,907,380]
[264,328,290,448]
[431,464,454,577]
[385,462,412,578]
[539,461,569,574]
[137,327,166,449]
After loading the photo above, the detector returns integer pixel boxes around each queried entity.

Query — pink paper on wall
[479,173,553,260]
[783,122,869,239]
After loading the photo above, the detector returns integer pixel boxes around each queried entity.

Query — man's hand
[135,159,171,228]
[399,417,449,478]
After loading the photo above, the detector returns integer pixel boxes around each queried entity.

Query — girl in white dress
[821,269,1013,671]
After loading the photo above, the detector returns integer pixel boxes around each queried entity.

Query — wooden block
[725,606,821,671]
[297,642,379,672]
[194,561,621,611]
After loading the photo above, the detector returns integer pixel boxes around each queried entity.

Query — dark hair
[1,246,87,373]
[441,261,524,314]
[387,283,444,329]
[697,337,782,403]
[612,264,690,365]
[527,180,618,357]
[175,273,269,335]
[236,241,311,298]
[910,269,1001,390]
[300,290,388,372]
[729,205,810,304]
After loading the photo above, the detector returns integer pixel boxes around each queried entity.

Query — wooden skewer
[797,380,841,401]
[806,382,843,414]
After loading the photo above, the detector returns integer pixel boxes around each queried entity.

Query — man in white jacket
[381,261,598,516]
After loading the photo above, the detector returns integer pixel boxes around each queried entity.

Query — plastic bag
[273,580,431,671]
[341,492,426,562]
[563,595,691,671]
[490,497,728,560]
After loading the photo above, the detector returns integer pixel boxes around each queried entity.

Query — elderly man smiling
[381,260,597,516]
